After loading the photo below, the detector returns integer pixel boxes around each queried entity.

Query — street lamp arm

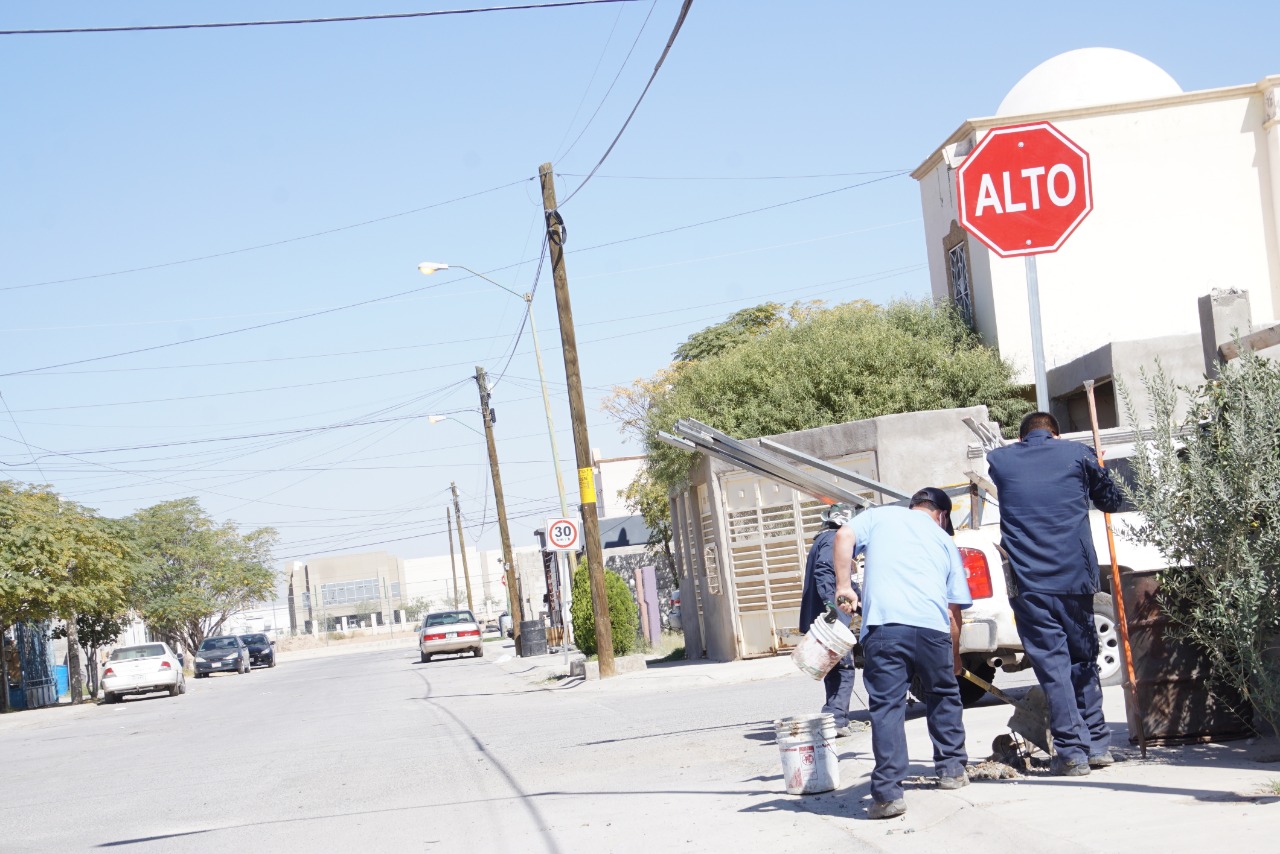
[418,261,528,302]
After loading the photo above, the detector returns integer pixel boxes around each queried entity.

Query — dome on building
[996,48,1182,117]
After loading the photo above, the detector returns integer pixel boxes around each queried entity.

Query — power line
[559,0,693,205]
[0,391,46,481]
[3,179,530,292]
[0,273,472,377]
[0,1,644,36]
[551,1,629,159]
[556,0,658,163]
[558,169,911,180]
[573,171,911,253]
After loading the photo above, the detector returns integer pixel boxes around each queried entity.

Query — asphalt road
[1,645,869,852]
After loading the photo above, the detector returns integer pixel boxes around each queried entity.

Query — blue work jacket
[986,429,1123,595]
[798,527,859,633]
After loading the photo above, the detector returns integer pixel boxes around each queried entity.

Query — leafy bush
[1125,352,1280,733]
[570,559,639,657]
[609,299,1029,496]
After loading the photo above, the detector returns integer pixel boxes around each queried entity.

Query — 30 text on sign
[545,518,581,551]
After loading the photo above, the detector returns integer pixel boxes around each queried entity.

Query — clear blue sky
[3,0,1277,566]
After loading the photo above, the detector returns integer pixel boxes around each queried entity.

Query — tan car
[419,610,483,662]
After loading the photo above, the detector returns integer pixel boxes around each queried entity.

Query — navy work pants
[1011,592,1109,763]
[861,623,967,803]
[822,650,856,727]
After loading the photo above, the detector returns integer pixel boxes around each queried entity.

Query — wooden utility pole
[538,162,615,678]
[446,507,461,609]
[450,482,476,614]
[476,365,523,650]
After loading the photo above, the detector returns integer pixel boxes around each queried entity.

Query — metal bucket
[1121,569,1253,745]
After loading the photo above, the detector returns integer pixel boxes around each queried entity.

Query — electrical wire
[0,1,644,36]
[556,0,658,163]
[551,1,628,160]
[572,171,911,253]
[0,391,47,481]
[3,180,530,292]
[558,169,911,180]
[558,0,692,206]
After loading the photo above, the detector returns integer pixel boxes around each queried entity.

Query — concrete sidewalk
[490,647,1280,850]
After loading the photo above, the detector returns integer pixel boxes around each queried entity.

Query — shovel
[961,668,1054,756]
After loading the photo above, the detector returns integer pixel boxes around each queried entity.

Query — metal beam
[757,437,911,501]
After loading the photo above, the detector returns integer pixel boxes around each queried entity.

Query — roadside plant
[570,559,639,658]
[1124,353,1280,733]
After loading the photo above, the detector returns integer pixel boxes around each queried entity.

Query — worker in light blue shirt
[834,487,972,821]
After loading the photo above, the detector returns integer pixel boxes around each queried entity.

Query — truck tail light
[959,547,994,599]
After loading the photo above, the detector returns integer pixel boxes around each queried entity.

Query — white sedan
[101,642,186,703]
[419,610,484,662]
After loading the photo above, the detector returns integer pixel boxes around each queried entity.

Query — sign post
[545,517,581,666]
[956,121,1093,411]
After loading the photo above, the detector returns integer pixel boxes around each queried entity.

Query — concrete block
[1199,288,1252,376]
[570,654,648,680]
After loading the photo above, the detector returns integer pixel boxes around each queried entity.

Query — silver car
[419,610,483,662]
[101,642,186,703]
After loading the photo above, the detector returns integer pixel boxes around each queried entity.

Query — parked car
[101,642,186,703]
[419,610,483,662]
[238,633,277,668]
[194,635,251,677]
[482,621,499,635]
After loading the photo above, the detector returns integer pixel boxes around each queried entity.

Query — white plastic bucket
[775,714,840,794]
[790,616,855,681]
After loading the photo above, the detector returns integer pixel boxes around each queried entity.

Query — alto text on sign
[956,121,1093,257]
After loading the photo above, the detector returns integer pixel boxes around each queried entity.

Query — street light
[418,262,569,517]
[420,260,575,659]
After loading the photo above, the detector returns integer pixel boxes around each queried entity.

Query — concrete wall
[1048,333,1206,431]
[916,75,1280,383]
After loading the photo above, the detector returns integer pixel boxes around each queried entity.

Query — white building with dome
[913,49,1280,428]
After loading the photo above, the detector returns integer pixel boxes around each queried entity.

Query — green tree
[607,298,1030,505]
[0,483,134,705]
[51,611,131,699]
[126,498,277,656]
[570,559,639,657]
[1125,353,1280,733]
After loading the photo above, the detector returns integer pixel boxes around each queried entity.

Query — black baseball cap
[909,486,954,535]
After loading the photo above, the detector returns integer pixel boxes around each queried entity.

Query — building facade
[913,49,1280,414]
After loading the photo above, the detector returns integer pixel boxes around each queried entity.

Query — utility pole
[476,366,524,650]
[450,482,476,614]
[446,507,461,609]
[538,162,615,678]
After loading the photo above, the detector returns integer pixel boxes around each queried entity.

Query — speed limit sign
[545,517,581,551]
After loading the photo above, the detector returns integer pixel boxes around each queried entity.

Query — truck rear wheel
[1093,592,1123,687]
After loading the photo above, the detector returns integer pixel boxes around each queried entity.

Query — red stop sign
[956,122,1093,257]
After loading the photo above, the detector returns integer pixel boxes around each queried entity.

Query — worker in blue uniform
[798,503,860,737]
[834,487,972,820]
[986,411,1123,776]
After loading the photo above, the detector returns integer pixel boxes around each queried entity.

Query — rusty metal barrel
[1121,569,1253,744]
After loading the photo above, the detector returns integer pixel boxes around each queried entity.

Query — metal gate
[15,622,57,709]
[720,451,878,657]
